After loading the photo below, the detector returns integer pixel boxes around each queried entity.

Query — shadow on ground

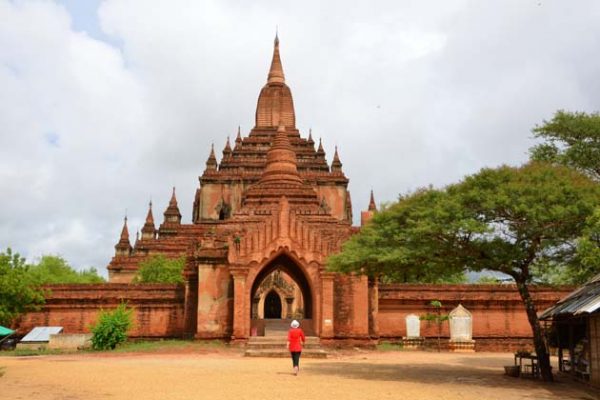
[305,357,598,400]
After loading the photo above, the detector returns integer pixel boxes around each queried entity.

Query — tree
[0,248,45,326]
[420,300,449,352]
[133,255,185,284]
[28,255,105,284]
[328,198,467,284]
[530,110,600,181]
[328,163,600,381]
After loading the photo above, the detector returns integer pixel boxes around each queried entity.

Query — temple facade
[107,36,377,341]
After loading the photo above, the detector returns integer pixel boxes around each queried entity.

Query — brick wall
[16,284,185,338]
[377,284,573,350]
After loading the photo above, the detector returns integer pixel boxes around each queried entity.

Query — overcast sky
[1,0,599,275]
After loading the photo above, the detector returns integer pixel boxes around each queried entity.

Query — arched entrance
[250,253,313,336]
[264,290,282,319]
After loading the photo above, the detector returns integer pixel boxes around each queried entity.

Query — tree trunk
[515,279,553,382]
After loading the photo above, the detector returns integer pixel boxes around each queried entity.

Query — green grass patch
[377,342,404,351]
[0,348,69,357]
[111,339,228,353]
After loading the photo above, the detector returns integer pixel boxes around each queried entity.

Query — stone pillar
[368,276,379,339]
[321,272,335,338]
[231,267,249,341]
[352,274,370,338]
[285,297,294,319]
[196,263,223,339]
[251,297,259,320]
[183,275,198,338]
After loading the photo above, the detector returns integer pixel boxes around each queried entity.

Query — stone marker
[402,314,424,350]
[405,314,421,338]
[448,304,475,352]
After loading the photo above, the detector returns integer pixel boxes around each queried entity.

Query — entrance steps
[244,336,328,358]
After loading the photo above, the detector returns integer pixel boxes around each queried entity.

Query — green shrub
[90,303,133,350]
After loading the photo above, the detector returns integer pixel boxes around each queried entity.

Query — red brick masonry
[16,283,571,350]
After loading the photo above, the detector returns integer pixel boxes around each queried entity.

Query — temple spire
[317,138,325,157]
[163,187,182,224]
[141,201,156,240]
[368,190,377,211]
[115,216,132,256]
[205,143,217,171]
[259,125,302,185]
[223,137,232,158]
[331,146,342,172]
[267,33,285,84]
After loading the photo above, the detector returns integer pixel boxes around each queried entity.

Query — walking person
[287,319,305,376]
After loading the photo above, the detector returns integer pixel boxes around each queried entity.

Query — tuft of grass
[0,366,5,377]
[377,342,404,351]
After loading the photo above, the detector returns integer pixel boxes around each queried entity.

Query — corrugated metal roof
[20,327,63,342]
[539,274,600,320]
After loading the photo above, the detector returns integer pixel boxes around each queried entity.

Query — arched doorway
[264,290,282,319]
[250,253,313,336]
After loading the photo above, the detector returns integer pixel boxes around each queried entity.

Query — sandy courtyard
[1,350,597,400]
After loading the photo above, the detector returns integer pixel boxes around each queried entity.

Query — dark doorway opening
[264,290,282,319]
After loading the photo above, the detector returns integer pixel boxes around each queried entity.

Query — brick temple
[107,35,376,341]
[17,37,573,350]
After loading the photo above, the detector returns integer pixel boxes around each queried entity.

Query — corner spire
[223,136,232,158]
[368,190,377,211]
[115,216,132,256]
[317,138,325,157]
[267,33,285,84]
[163,187,182,225]
[331,146,343,173]
[141,201,156,240]
[205,143,217,171]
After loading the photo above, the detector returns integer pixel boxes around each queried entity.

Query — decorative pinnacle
[368,190,377,211]
[267,33,285,84]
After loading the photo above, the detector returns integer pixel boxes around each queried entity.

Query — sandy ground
[1,350,598,400]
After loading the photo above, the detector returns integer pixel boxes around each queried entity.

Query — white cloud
[1,0,600,275]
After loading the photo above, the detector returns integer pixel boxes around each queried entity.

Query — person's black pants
[290,351,301,367]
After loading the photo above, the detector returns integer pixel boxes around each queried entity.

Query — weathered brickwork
[377,284,573,351]
[17,284,185,338]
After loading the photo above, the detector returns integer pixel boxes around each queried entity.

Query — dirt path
[1,351,597,400]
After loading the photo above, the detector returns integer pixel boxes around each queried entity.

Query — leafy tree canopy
[28,255,105,284]
[328,162,600,381]
[0,248,45,326]
[133,255,185,284]
[530,110,600,181]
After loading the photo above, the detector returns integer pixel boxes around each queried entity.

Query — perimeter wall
[377,284,573,351]
[14,283,573,349]
[16,284,185,338]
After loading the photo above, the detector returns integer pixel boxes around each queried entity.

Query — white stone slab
[405,314,421,338]
[449,304,472,341]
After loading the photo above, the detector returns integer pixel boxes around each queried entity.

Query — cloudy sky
[1,0,599,275]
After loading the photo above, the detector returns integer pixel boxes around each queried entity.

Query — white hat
[291,320,300,329]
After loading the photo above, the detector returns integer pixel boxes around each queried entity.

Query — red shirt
[287,328,305,352]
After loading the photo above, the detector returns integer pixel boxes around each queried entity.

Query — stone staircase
[244,335,328,358]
